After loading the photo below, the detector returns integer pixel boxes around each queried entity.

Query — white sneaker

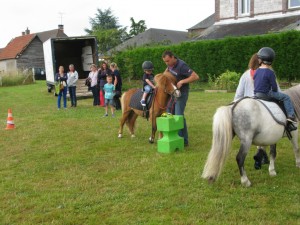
[140,100,146,106]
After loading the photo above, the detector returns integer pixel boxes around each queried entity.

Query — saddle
[253,95,286,125]
[129,89,154,119]
[253,95,297,137]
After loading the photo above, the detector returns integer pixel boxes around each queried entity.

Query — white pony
[202,85,300,187]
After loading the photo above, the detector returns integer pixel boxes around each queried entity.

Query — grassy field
[0,81,299,224]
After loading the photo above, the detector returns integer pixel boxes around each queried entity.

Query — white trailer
[43,36,98,92]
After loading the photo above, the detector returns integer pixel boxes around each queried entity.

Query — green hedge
[113,30,300,82]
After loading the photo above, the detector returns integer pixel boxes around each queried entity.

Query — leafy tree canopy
[85,8,147,54]
[128,17,147,38]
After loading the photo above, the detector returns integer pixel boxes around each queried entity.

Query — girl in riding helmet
[140,61,156,106]
[254,47,297,124]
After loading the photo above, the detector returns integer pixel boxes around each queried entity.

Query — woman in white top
[88,64,100,106]
[67,64,79,107]
[234,54,260,101]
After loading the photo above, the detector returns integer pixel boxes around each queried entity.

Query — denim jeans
[68,86,77,106]
[268,90,295,117]
[167,91,189,145]
[58,87,67,108]
[144,85,152,93]
[91,86,100,106]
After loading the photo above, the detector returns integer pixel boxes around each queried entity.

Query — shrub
[113,30,300,82]
[209,70,241,91]
[0,70,35,87]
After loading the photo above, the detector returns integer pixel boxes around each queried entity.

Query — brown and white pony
[118,71,181,143]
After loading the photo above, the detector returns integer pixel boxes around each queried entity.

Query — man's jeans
[167,91,189,145]
[68,86,77,106]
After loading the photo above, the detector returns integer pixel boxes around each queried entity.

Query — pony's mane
[154,71,177,87]
[284,84,300,119]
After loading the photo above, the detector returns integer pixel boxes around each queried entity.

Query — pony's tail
[202,106,233,182]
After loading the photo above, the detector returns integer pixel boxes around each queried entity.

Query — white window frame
[289,0,300,8]
[240,0,250,15]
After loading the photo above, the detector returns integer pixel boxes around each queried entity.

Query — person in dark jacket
[110,62,122,110]
[98,62,112,106]
[55,65,68,109]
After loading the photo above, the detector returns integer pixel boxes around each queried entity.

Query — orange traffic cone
[5,108,15,130]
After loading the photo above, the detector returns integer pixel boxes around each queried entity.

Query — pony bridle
[168,83,181,98]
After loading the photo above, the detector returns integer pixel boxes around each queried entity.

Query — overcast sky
[0,0,215,48]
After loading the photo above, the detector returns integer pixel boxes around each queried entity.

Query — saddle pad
[256,99,286,125]
[129,89,153,111]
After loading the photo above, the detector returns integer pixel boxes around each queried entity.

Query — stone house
[189,0,300,40]
[0,25,67,74]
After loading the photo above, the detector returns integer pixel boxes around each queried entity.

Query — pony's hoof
[148,137,154,143]
[269,170,277,176]
[296,162,300,168]
[241,177,251,187]
[207,177,215,184]
[254,160,262,170]
[131,134,135,138]
[118,134,122,138]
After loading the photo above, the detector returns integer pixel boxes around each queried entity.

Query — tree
[85,8,128,54]
[128,17,147,38]
[85,8,120,34]
[92,28,127,53]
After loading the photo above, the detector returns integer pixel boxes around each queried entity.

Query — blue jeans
[167,91,189,145]
[68,86,77,106]
[91,86,100,106]
[105,98,115,107]
[144,85,152,93]
[268,90,295,117]
[58,87,67,108]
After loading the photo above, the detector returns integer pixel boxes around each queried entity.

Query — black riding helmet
[142,61,154,70]
[257,47,275,65]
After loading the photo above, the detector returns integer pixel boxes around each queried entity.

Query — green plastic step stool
[156,115,184,153]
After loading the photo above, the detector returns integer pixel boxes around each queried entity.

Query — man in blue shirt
[162,50,200,147]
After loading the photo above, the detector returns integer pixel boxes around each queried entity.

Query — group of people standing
[55,64,79,109]
[55,61,122,115]
[87,62,122,116]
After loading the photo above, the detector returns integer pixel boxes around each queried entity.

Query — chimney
[25,27,30,35]
[58,24,64,32]
[22,32,25,36]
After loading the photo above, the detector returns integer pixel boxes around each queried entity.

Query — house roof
[192,14,300,40]
[0,34,36,60]
[37,29,67,43]
[112,28,189,52]
[188,14,215,30]
[0,28,68,61]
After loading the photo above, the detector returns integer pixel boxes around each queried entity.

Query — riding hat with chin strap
[142,61,154,70]
[257,47,275,65]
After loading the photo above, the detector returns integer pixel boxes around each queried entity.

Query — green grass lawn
[0,81,299,224]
